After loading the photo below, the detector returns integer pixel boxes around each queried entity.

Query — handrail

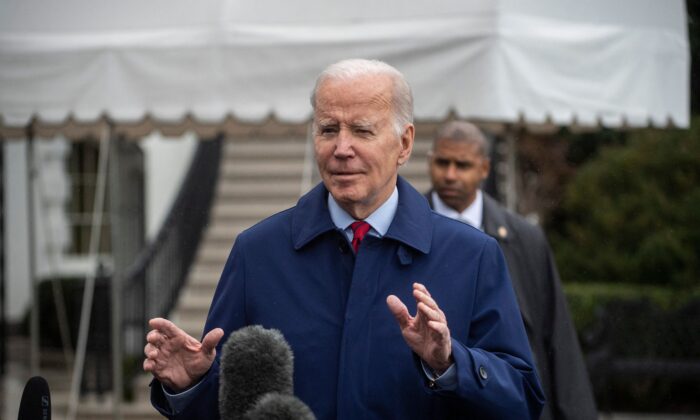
[120,135,223,359]
[123,136,222,288]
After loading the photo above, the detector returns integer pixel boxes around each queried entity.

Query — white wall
[141,131,198,239]
[3,140,31,321]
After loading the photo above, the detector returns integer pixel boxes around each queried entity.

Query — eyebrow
[350,120,375,130]
[316,118,338,127]
[434,156,475,165]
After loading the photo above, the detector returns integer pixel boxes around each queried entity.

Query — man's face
[313,74,413,219]
[429,138,490,213]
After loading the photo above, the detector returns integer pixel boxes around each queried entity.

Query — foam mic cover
[244,393,315,420]
[17,376,51,420]
[218,325,294,419]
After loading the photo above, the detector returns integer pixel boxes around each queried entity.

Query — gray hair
[310,58,414,137]
[433,120,491,158]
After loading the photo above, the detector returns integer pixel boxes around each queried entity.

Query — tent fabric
[0,0,690,135]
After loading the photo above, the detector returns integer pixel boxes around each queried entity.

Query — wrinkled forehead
[314,75,394,114]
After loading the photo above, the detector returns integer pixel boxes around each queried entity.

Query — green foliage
[564,282,700,413]
[565,282,680,333]
[550,118,700,287]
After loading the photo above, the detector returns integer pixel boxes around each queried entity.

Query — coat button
[479,366,488,380]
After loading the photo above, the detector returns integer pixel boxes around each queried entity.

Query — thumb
[201,328,224,354]
[386,295,411,329]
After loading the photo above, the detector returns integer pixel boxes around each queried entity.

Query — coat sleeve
[542,241,598,420]
[149,236,248,419]
[427,237,545,419]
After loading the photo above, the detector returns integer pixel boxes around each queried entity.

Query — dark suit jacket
[427,191,597,420]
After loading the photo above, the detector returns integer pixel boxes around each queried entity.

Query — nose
[444,162,458,181]
[333,129,355,159]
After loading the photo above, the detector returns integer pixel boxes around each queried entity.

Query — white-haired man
[144,59,544,419]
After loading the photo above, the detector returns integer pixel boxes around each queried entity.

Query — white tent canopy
[0,0,690,136]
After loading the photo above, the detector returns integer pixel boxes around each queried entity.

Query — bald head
[432,121,490,159]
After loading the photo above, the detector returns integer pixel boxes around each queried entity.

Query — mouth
[330,171,363,179]
[437,187,461,197]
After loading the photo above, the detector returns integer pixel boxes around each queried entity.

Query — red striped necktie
[350,221,371,253]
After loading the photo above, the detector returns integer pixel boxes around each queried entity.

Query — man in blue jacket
[144,58,545,419]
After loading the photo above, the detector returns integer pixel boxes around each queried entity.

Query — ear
[480,158,491,181]
[397,124,415,166]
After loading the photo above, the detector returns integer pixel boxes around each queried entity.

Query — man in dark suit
[425,120,597,420]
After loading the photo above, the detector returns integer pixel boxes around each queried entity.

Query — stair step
[225,141,308,159]
[220,161,307,179]
[187,266,222,286]
[216,181,303,200]
[210,202,293,219]
[197,246,232,265]
[178,290,215,312]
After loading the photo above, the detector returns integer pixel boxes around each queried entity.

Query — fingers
[427,320,451,343]
[149,317,184,339]
[143,342,161,374]
[413,282,431,297]
[201,328,224,354]
[386,295,411,329]
[413,283,446,323]
[146,329,166,347]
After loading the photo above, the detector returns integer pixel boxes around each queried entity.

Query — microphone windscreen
[219,325,294,419]
[244,393,316,420]
[17,376,51,420]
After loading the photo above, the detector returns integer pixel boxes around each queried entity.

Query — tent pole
[26,127,39,376]
[66,122,111,420]
[110,129,123,420]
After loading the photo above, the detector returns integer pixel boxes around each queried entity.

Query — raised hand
[386,283,453,374]
[143,317,224,391]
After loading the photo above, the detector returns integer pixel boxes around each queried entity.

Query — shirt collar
[431,189,483,230]
[292,177,432,254]
[328,186,398,237]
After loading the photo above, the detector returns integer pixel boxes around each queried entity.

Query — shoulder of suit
[484,194,546,241]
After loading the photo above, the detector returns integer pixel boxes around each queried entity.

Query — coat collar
[292,176,432,254]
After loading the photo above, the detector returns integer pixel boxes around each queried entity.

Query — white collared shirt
[431,189,483,231]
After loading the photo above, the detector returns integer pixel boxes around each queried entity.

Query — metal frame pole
[26,130,40,376]
[67,123,111,420]
[110,131,123,420]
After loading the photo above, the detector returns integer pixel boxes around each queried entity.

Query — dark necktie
[350,221,371,253]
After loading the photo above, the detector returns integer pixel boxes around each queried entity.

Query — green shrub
[551,118,700,288]
[565,282,700,413]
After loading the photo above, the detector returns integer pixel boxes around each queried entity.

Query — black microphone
[244,392,315,420]
[17,376,51,420]
[218,325,315,420]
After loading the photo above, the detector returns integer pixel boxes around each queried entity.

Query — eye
[354,127,373,136]
[434,158,450,167]
[456,161,474,170]
[319,126,338,136]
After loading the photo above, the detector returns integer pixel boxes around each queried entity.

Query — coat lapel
[482,193,511,244]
